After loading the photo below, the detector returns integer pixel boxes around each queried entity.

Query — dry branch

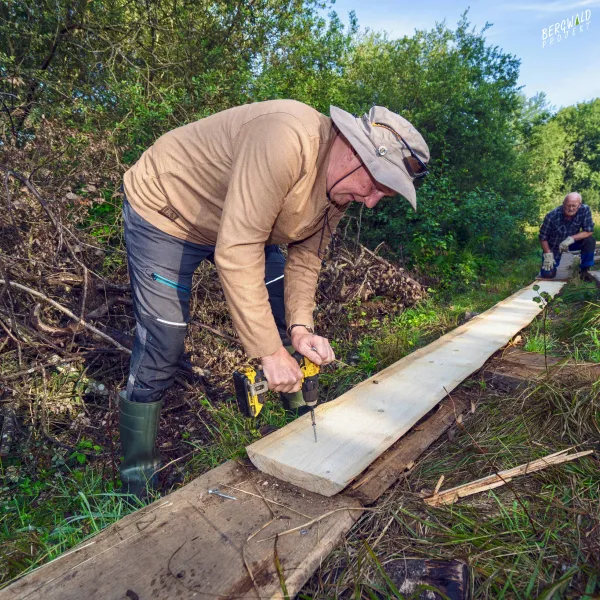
[0,309,69,354]
[43,272,130,293]
[190,320,241,345]
[31,303,83,336]
[0,279,131,354]
[0,356,83,382]
[424,449,594,506]
[0,165,91,273]
[85,297,132,320]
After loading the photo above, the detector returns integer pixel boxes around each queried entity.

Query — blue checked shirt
[539,204,594,253]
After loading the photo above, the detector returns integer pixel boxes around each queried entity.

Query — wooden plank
[346,395,469,505]
[536,250,598,281]
[1,460,362,600]
[385,559,470,600]
[247,281,565,497]
[482,347,562,391]
[350,346,600,505]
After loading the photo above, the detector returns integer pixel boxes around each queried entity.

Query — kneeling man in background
[539,192,595,280]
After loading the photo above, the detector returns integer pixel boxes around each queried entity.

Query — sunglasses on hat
[372,122,429,181]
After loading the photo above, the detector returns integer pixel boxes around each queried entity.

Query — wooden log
[483,347,600,393]
[384,559,470,600]
[424,449,594,507]
[247,281,565,497]
[0,460,362,600]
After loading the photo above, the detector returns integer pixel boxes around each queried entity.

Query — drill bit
[308,346,319,443]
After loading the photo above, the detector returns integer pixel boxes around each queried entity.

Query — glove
[559,236,574,252]
[542,252,555,271]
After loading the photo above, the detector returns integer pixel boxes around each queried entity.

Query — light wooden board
[351,346,600,505]
[247,281,565,496]
[1,460,362,600]
[347,395,469,505]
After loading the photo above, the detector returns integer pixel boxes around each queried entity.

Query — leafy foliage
[525,98,600,211]
[331,15,538,286]
[1,6,553,288]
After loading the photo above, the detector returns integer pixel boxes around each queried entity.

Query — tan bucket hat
[330,105,430,209]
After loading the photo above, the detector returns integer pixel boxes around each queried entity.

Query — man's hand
[559,236,574,253]
[261,346,303,393]
[542,252,555,271]
[290,329,335,366]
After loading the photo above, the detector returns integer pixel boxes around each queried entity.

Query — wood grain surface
[247,281,565,496]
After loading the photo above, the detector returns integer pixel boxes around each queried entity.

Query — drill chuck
[302,377,319,407]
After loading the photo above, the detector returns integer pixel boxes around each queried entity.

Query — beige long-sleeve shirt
[124,100,346,358]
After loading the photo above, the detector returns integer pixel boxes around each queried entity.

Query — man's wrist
[287,324,314,338]
[260,345,286,363]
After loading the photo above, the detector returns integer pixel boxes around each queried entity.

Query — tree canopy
[1,2,598,288]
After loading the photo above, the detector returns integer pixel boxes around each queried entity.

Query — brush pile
[318,241,425,328]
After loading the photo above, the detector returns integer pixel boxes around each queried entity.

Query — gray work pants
[123,199,287,403]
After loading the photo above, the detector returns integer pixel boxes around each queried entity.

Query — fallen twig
[69,265,89,351]
[258,507,368,542]
[220,483,313,519]
[0,356,83,381]
[43,272,130,293]
[0,309,68,354]
[445,386,540,535]
[86,296,132,319]
[0,279,131,354]
[424,448,594,506]
[31,303,83,336]
[190,321,241,345]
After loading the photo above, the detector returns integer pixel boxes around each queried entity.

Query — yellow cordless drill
[233,352,320,441]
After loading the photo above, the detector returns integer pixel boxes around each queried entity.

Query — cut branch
[190,321,241,345]
[424,449,594,507]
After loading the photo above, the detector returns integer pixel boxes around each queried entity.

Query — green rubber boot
[118,392,162,498]
[280,345,308,416]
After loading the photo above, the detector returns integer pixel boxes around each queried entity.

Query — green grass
[1,461,143,586]
[301,272,600,600]
[520,279,600,363]
[523,320,559,354]
[184,395,290,476]
[303,376,600,599]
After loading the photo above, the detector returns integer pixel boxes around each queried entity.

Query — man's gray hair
[563,192,582,204]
